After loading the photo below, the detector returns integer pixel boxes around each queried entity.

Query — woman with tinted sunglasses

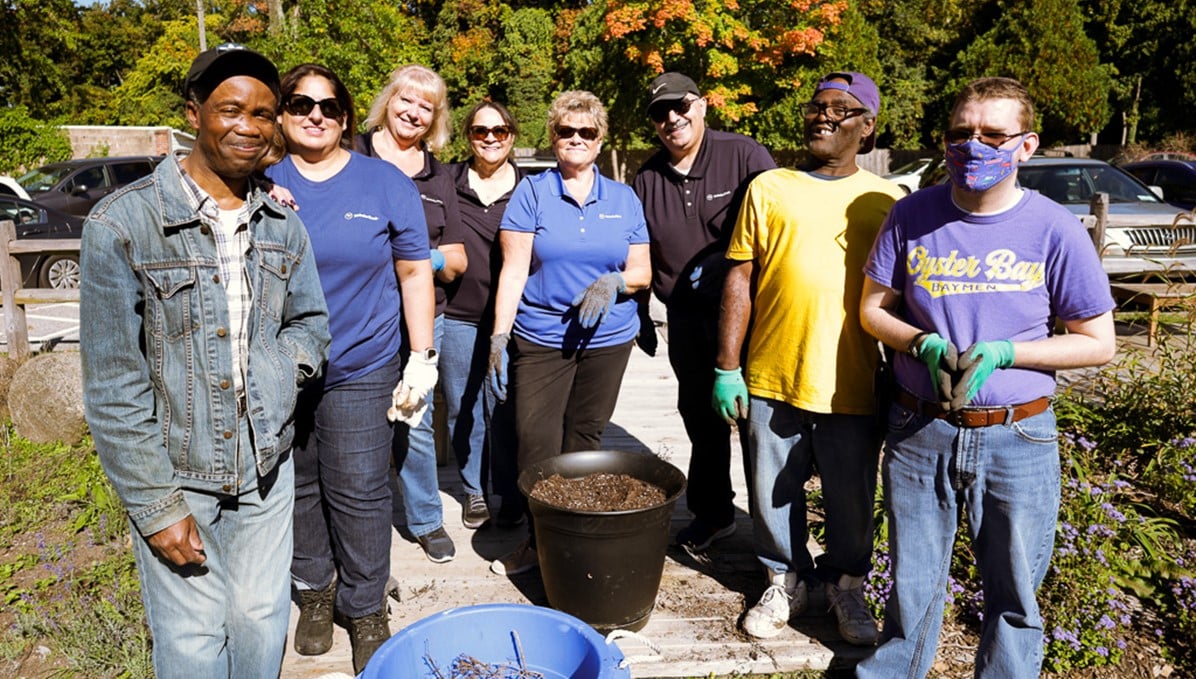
[357,64,466,564]
[264,63,436,673]
[486,90,653,577]
[442,100,526,533]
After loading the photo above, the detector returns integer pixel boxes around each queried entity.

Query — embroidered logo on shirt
[706,190,732,201]
[598,213,623,219]
[344,212,381,221]
[906,246,1045,297]
[421,194,444,205]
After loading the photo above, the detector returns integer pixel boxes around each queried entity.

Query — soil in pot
[529,472,666,512]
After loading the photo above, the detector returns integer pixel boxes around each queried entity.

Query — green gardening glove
[712,367,749,425]
[951,340,1016,409]
[911,332,959,403]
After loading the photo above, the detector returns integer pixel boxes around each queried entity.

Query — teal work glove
[910,332,959,403]
[571,272,626,328]
[712,367,749,425]
[951,340,1016,409]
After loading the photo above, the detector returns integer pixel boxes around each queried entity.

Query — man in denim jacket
[80,45,329,678]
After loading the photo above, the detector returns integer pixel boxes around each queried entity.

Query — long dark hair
[279,63,356,149]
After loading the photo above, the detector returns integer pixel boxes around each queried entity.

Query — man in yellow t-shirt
[716,71,904,644]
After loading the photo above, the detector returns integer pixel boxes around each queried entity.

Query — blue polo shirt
[267,152,429,387]
[500,168,648,350]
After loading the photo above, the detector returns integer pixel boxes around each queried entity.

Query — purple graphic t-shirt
[865,184,1114,406]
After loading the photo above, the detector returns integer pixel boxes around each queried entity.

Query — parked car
[1120,159,1196,211]
[0,197,84,289]
[0,176,30,200]
[884,157,935,194]
[918,156,1195,278]
[512,154,557,175]
[17,156,162,217]
[1015,157,1196,279]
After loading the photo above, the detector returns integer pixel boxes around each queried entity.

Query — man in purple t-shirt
[856,77,1116,678]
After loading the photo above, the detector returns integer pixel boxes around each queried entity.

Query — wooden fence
[0,220,80,361]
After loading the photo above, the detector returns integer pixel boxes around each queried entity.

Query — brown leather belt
[895,390,1050,428]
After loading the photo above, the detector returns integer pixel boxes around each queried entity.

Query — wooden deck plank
[281,337,853,678]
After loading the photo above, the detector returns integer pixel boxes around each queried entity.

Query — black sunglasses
[554,126,600,141]
[468,125,512,142]
[283,94,345,120]
[648,97,699,123]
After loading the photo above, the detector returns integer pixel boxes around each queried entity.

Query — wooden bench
[1109,282,1196,346]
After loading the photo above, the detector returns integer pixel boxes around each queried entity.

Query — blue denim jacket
[80,156,330,536]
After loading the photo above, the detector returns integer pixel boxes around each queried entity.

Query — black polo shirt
[355,133,465,317]
[632,129,775,304]
[443,160,527,324]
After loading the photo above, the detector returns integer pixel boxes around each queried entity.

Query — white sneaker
[742,571,808,638]
[825,574,878,646]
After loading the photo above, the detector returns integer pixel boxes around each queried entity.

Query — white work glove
[387,349,439,425]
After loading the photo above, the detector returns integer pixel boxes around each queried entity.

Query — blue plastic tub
[359,603,630,679]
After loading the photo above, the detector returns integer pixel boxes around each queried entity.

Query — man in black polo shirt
[632,72,775,552]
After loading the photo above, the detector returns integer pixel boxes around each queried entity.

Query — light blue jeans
[391,315,445,537]
[747,396,879,581]
[131,415,293,678]
[857,403,1060,679]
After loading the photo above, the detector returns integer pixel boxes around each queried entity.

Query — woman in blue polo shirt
[487,90,652,576]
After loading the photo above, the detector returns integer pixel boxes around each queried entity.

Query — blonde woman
[357,65,466,563]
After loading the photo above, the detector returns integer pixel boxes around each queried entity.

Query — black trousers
[510,335,633,543]
[667,302,751,529]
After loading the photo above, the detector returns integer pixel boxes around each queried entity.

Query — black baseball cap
[646,72,700,111]
[184,43,280,102]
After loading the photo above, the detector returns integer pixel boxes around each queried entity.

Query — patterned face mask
[944,135,1024,192]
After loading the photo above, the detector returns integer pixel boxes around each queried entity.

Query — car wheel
[39,255,81,289]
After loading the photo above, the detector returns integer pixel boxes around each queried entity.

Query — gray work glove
[910,332,958,407]
[487,332,510,402]
[571,272,626,328]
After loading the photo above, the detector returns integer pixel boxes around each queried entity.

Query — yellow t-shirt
[727,168,903,415]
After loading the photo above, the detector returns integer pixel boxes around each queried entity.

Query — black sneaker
[293,583,335,655]
[415,526,456,563]
[347,608,390,674]
[462,493,491,529]
[675,518,736,552]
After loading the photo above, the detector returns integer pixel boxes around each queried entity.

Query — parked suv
[18,156,162,217]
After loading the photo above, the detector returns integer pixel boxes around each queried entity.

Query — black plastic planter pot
[519,450,686,634]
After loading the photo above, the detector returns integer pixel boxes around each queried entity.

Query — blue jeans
[441,317,518,499]
[747,396,878,581]
[857,404,1060,679]
[391,315,445,537]
[292,355,401,618]
[132,414,293,679]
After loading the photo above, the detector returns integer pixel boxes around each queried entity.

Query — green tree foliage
[261,1,432,127]
[0,107,72,175]
[951,0,1112,144]
[0,0,80,119]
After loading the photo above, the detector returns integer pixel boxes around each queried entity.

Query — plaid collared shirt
[180,171,252,394]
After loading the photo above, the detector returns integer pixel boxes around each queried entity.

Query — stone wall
[62,126,194,159]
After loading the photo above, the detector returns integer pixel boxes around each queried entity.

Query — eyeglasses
[283,94,345,120]
[554,126,600,141]
[943,129,1029,148]
[802,101,868,121]
[468,125,512,142]
[648,97,699,123]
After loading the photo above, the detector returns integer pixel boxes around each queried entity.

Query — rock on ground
[8,351,85,445]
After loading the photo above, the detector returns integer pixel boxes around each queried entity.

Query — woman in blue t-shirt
[265,63,435,674]
[486,90,652,577]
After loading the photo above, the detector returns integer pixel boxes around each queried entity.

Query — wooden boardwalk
[281,330,869,678]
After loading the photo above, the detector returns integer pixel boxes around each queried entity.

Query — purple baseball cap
[815,71,880,115]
